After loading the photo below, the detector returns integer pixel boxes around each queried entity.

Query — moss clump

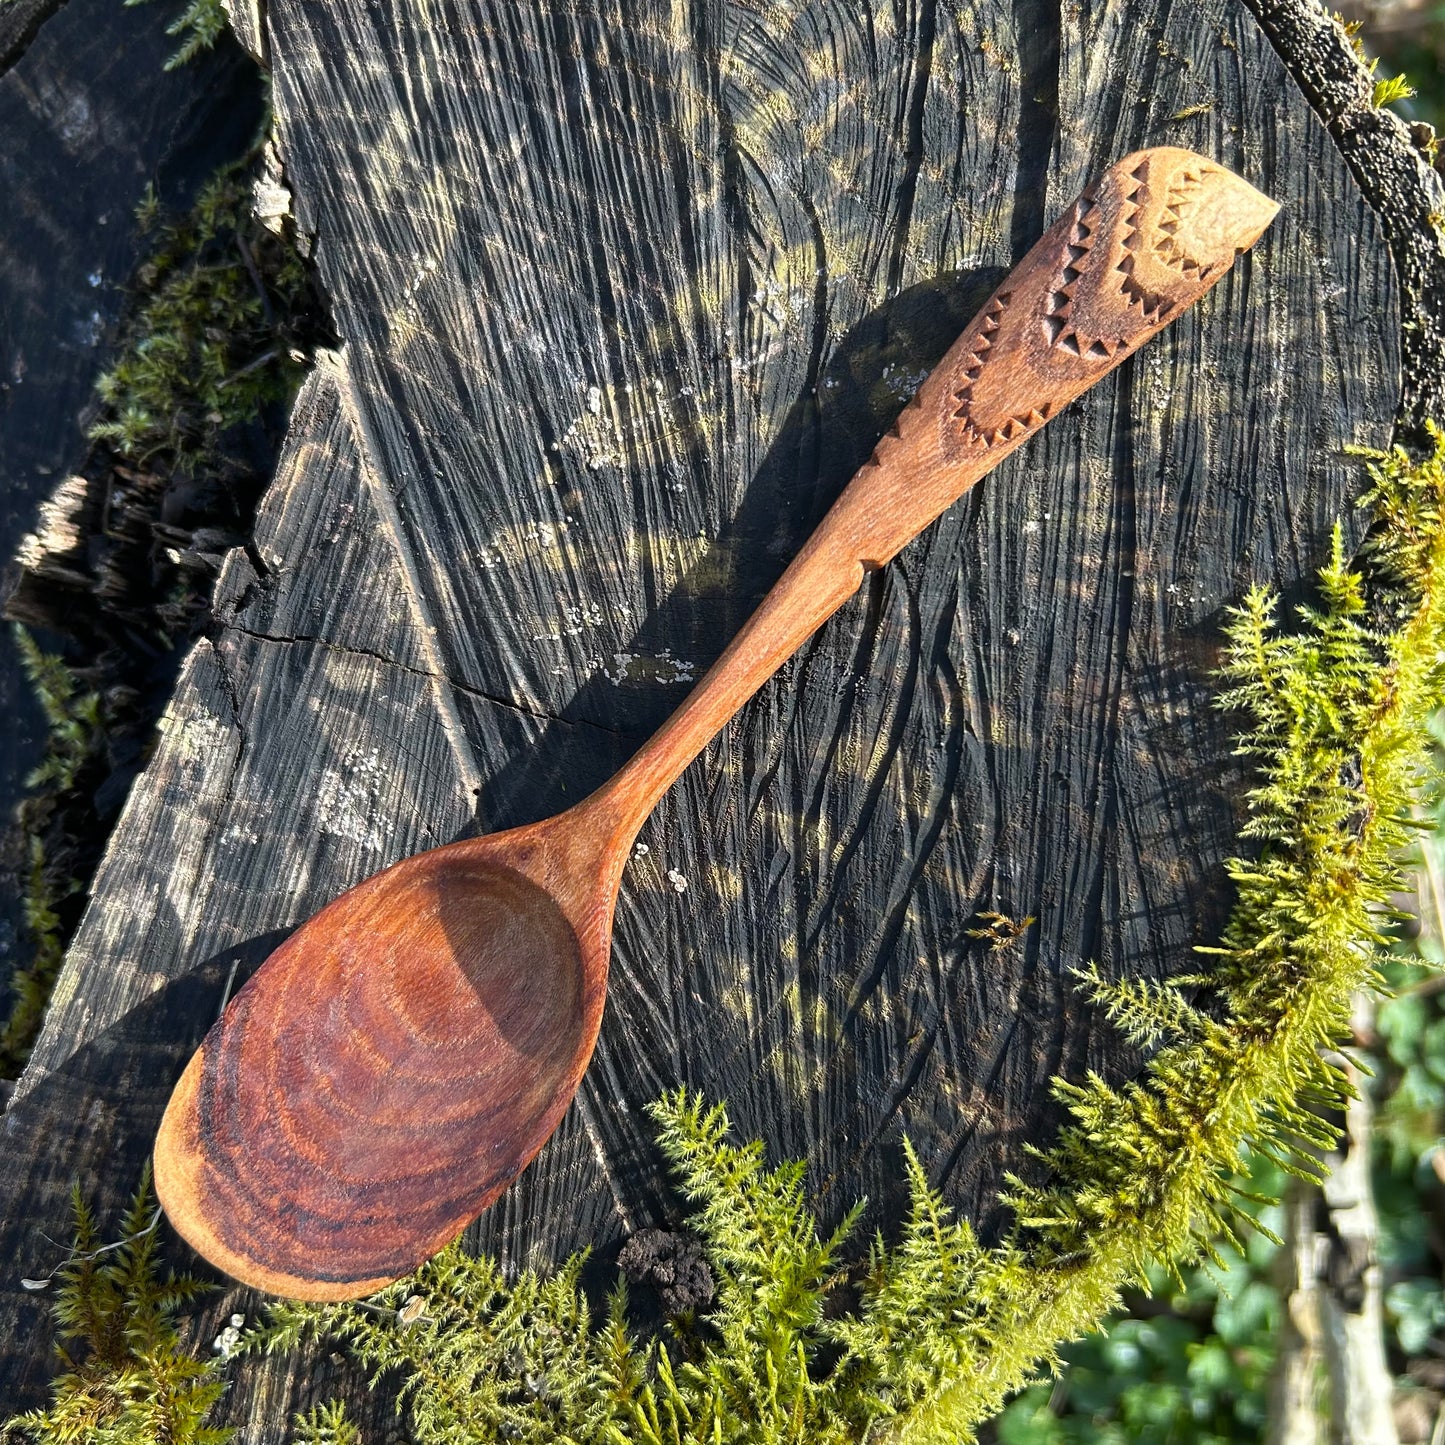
[247,1093,967,1444]
[871,429,1445,1439]
[290,1402,361,1445]
[2,151,321,1074]
[3,1168,229,1445]
[123,0,229,72]
[0,629,106,1077]
[88,169,310,468]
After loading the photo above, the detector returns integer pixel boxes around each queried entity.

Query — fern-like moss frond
[5,1166,229,1445]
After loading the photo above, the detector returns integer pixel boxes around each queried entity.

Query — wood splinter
[154,146,1278,1300]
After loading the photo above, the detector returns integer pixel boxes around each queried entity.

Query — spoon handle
[595,147,1277,837]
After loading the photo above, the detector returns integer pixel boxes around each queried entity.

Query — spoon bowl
[156,808,621,1298]
[155,147,1279,1298]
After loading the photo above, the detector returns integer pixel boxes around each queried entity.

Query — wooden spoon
[155,147,1277,1300]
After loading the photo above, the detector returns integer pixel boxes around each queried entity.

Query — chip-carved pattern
[1153,167,1220,279]
[1041,191,1102,358]
[945,151,1271,463]
[951,290,1056,450]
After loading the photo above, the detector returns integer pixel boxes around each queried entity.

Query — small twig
[235,234,276,327]
[1397,970,1445,1001]
[1419,832,1445,943]
[216,348,280,391]
[21,1207,162,1290]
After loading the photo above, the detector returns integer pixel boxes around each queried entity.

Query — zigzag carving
[951,290,1055,449]
[1152,168,1219,279]
[1043,156,1222,360]
[1041,190,1103,359]
[1116,158,1170,322]
[941,149,1271,460]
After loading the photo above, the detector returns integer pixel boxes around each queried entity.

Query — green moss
[124,0,229,71]
[0,629,105,1077]
[873,430,1445,1438]
[291,1402,361,1445]
[13,627,104,795]
[1373,71,1416,109]
[88,166,309,468]
[2,1168,230,1445]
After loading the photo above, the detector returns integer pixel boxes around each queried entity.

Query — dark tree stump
[0,0,1402,1428]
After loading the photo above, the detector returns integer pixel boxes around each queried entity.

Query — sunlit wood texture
[0,0,1397,1428]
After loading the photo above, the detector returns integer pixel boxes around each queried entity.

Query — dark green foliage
[88,170,309,467]
[0,836,74,1080]
[992,1160,1284,1445]
[0,629,105,1076]
[3,1168,230,1445]
[124,0,229,71]
[1367,742,1445,1394]
[13,628,104,795]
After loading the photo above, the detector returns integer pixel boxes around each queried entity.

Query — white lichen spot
[667,868,688,893]
[213,1314,245,1360]
[543,599,605,638]
[557,379,685,473]
[315,747,390,851]
[401,254,439,308]
[880,361,929,401]
[633,841,650,859]
[165,705,228,766]
[1143,348,1173,410]
[74,311,104,348]
[603,648,694,685]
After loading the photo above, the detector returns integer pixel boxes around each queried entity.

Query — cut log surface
[0,0,1398,1425]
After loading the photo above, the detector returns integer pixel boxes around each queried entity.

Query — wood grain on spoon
[155,147,1278,1299]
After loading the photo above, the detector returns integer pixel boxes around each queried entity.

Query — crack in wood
[222,621,632,738]
[320,350,487,800]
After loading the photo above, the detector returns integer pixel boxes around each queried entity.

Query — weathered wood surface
[0,0,1397,1427]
